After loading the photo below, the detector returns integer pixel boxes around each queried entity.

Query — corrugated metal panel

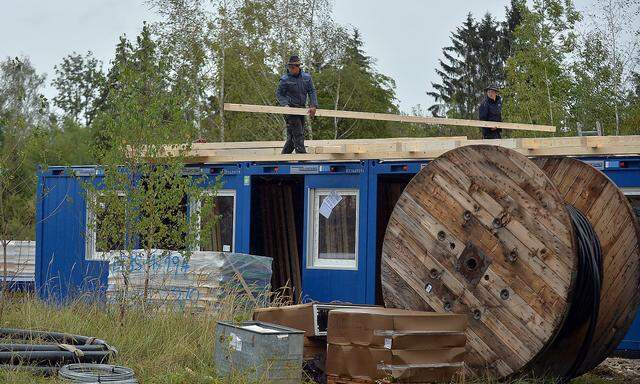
[1,240,35,283]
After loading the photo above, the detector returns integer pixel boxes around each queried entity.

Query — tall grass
[0,289,273,384]
[0,292,624,384]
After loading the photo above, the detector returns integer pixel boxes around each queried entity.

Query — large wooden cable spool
[530,157,640,377]
[381,145,578,378]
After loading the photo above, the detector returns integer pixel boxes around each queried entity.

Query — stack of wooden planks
[162,135,640,164]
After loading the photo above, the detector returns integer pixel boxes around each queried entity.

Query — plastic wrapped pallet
[326,308,467,382]
[106,250,272,310]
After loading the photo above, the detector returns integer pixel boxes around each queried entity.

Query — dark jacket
[479,95,502,122]
[479,95,502,139]
[276,70,318,108]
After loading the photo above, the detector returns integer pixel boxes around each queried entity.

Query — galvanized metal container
[214,320,304,383]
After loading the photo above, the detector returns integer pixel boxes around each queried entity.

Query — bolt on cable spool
[381,145,579,378]
[530,157,640,378]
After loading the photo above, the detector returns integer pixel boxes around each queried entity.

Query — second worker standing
[276,55,318,154]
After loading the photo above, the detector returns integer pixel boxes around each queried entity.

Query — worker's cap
[286,55,302,66]
[485,84,500,92]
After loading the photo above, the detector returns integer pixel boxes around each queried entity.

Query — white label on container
[384,338,392,349]
[319,190,342,218]
[229,332,242,351]
[277,334,288,339]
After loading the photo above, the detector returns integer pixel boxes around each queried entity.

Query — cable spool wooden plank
[381,145,578,378]
[530,157,640,376]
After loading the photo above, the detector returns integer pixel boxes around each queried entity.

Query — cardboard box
[253,303,380,337]
[326,344,466,381]
[254,303,317,336]
[327,308,467,347]
[329,331,466,350]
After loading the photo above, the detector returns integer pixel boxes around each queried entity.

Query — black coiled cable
[555,204,603,381]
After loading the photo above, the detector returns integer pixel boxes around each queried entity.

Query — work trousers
[282,115,307,154]
[482,127,503,139]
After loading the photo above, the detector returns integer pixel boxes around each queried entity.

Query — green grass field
[0,294,624,384]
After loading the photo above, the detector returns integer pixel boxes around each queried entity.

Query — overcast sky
[1,0,595,112]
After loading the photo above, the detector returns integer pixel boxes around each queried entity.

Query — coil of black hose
[552,205,603,381]
[0,328,117,375]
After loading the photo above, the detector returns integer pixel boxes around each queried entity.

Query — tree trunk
[2,241,7,294]
[333,74,341,139]
[0,241,8,317]
[614,104,620,135]
[142,249,151,307]
[218,0,228,143]
[118,251,130,326]
[306,0,317,140]
[544,66,554,126]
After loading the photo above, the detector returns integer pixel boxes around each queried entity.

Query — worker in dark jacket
[276,55,318,154]
[479,84,502,139]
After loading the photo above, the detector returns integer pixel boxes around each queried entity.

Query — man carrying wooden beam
[276,55,318,154]
[479,84,503,139]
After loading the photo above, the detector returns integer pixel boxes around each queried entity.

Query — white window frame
[193,189,237,252]
[622,187,640,196]
[307,188,359,270]
[85,191,126,261]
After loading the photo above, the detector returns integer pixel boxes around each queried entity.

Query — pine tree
[428,14,478,120]
[500,0,526,61]
[428,3,525,128]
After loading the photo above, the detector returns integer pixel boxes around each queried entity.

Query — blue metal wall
[35,157,640,351]
[35,166,108,303]
[35,164,246,302]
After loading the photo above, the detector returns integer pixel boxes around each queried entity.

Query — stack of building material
[160,136,640,164]
[326,308,467,383]
[106,250,272,310]
[0,241,35,291]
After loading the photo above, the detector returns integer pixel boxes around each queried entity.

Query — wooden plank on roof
[224,103,557,132]
[189,136,468,150]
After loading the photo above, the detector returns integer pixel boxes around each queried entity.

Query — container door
[302,175,367,303]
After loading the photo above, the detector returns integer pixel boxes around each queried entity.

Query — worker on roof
[276,55,318,154]
[479,84,502,139]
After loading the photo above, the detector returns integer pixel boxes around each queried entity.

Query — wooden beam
[189,136,468,150]
[224,103,556,132]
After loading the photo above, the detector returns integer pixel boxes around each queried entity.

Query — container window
[308,189,358,269]
[196,190,236,252]
[86,192,126,260]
